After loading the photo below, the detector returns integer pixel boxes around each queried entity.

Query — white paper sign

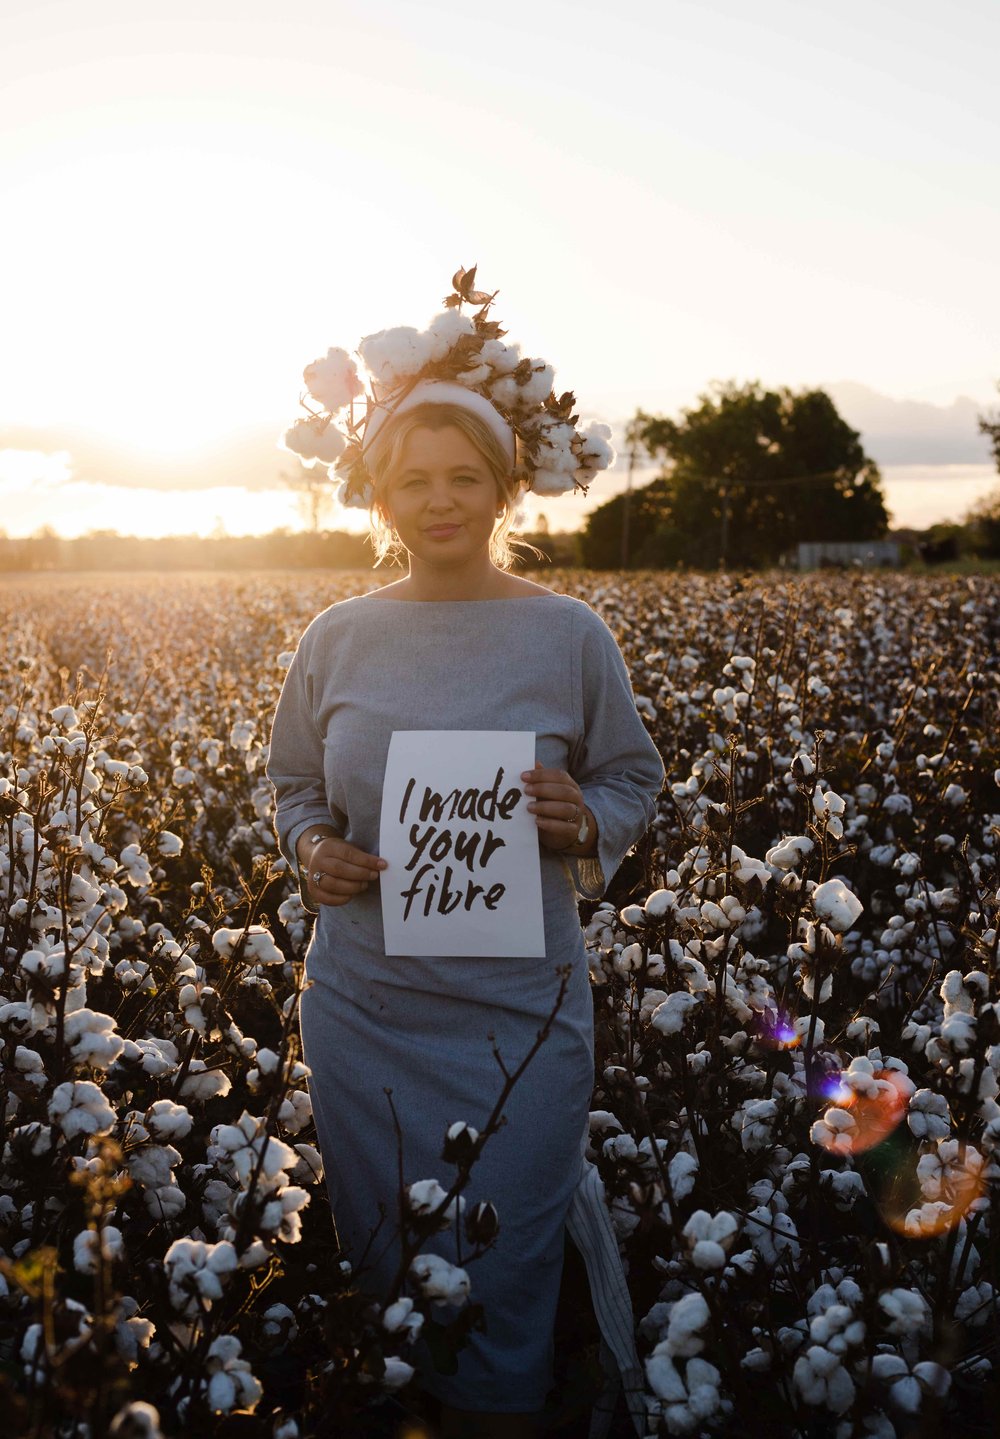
[379,730,545,957]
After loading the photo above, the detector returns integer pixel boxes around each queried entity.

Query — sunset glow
[2,0,998,539]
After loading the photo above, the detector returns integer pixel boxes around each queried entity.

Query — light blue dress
[266,593,664,1415]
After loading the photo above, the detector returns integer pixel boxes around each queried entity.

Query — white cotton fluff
[793,1345,855,1413]
[810,1107,856,1155]
[644,1350,723,1425]
[64,1009,124,1069]
[667,1151,699,1201]
[531,468,578,496]
[455,363,492,385]
[682,1210,739,1270]
[409,1252,471,1306]
[382,1355,416,1391]
[128,1142,181,1190]
[144,1099,193,1141]
[156,831,183,857]
[811,878,864,933]
[870,1354,949,1413]
[650,991,700,1036]
[48,1080,117,1139]
[479,337,521,374]
[108,1402,164,1439]
[664,1292,711,1357]
[73,1224,123,1274]
[490,361,554,412]
[303,347,364,412]
[212,926,283,965]
[576,420,616,476]
[734,1098,779,1153]
[907,1089,951,1141]
[382,1296,424,1342]
[335,477,374,510]
[358,326,436,387]
[164,1238,238,1315]
[406,1178,464,1230]
[644,888,678,919]
[120,843,152,887]
[49,704,79,728]
[280,417,348,465]
[229,720,255,752]
[204,1334,262,1415]
[425,310,476,360]
[766,835,814,870]
[534,419,578,475]
[878,1288,930,1337]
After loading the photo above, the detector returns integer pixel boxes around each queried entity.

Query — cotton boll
[48,1080,117,1139]
[381,1355,416,1391]
[203,1334,262,1415]
[425,310,476,360]
[382,1296,424,1342]
[280,418,348,465]
[409,1252,471,1306]
[878,1288,930,1337]
[530,468,577,496]
[108,1402,164,1439]
[335,477,374,510]
[144,1100,194,1142]
[793,1345,855,1413]
[766,835,814,870]
[455,363,492,385]
[479,337,521,374]
[665,1292,711,1357]
[576,420,616,475]
[811,878,864,933]
[405,1178,464,1230]
[64,1009,124,1069]
[682,1209,739,1270]
[302,347,363,412]
[519,361,555,405]
[358,326,435,387]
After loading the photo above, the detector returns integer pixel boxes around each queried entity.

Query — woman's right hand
[296,830,388,907]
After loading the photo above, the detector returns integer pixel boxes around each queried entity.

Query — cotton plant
[3,569,1000,1433]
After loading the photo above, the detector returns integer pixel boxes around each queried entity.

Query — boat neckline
[356,591,565,604]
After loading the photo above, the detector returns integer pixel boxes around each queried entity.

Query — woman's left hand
[521,763,595,854]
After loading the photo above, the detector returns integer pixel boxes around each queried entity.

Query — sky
[1,0,998,540]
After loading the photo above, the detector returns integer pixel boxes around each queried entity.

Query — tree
[281,459,335,533]
[964,488,1000,558]
[581,382,888,569]
[978,381,1000,472]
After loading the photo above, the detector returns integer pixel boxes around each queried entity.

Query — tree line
[4,381,999,572]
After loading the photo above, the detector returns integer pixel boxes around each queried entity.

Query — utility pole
[719,482,729,569]
[621,411,645,570]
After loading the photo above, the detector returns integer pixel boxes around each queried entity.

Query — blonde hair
[367,402,523,570]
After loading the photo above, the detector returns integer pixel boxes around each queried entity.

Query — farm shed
[788,539,902,569]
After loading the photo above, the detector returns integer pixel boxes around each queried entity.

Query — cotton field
[1,569,998,1439]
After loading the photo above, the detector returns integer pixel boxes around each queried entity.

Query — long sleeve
[265,630,343,884]
[568,607,665,900]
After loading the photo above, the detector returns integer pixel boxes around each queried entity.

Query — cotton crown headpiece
[279,266,616,510]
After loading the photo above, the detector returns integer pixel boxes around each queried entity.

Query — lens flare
[880,1147,987,1238]
[752,1008,801,1049]
[810,1068,911,1156]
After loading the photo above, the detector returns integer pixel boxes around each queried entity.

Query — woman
[267,281,664,1438]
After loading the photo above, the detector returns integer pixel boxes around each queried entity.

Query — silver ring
[311,871,322,883]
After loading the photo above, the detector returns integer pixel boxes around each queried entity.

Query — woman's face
[379,424,504,570]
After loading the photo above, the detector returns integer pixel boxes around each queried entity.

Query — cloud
[826,383,994,466]
[0,449,73,493]
[0,424,291,493]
